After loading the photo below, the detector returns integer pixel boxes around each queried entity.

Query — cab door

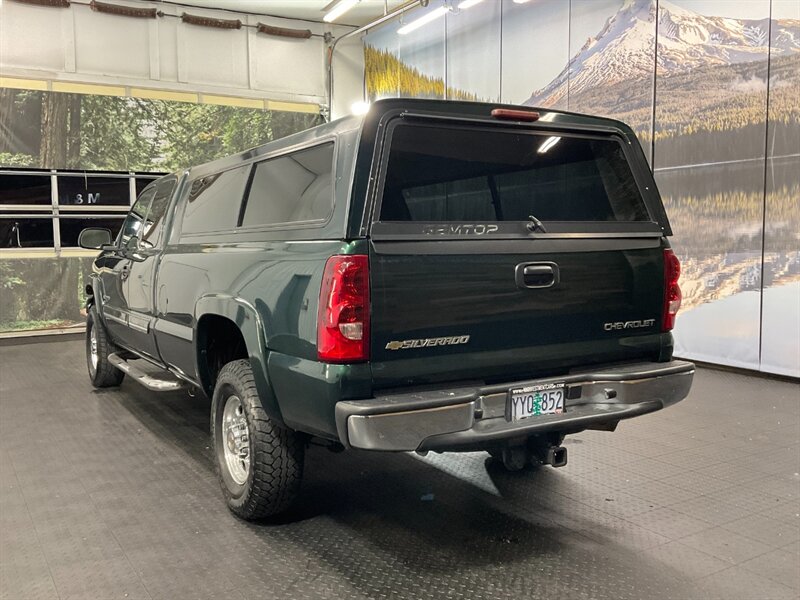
[98,186,155,348]
[122,177,177,360]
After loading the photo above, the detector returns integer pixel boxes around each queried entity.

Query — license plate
[507,383,565,421]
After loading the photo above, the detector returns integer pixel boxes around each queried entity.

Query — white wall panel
[74,10,151,79]
[330,35,366,120]
[0,0,354,105]
[157,7,179,82]
[179,13,249,88]
[0,2,67,71]
[251,17,326,97]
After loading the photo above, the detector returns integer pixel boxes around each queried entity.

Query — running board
[108,353,186,392]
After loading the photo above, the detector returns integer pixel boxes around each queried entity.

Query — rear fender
[194,294,283,424]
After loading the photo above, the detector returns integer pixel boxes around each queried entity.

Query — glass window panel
[0,174,53,206]
[140,178,176,247]
[58,175,131,206]
[181,165,249,235]
[0,217,54,248]
[119,187,155,247]
[242,144,334,228]
[381,125,649,224]
[135,177,160,198]
[59,217,126,247]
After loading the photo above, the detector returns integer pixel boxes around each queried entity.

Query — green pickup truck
[79,99,693,520]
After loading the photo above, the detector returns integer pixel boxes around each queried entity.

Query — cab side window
[119,187,155,248]
[140,178,176,248]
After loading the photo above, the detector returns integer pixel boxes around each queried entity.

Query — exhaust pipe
[543,445,568,468]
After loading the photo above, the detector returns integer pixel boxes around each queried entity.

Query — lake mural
[364,0,800,376]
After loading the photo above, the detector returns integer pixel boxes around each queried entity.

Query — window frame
[369,119,664,240]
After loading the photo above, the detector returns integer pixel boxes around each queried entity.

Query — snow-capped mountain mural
[363,0,799,375]
[525,0,800,107]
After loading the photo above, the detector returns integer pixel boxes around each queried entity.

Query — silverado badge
[385,335,470,351]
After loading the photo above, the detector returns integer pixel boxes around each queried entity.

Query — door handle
[515,262,559,289]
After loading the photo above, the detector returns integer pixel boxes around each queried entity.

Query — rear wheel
[211,359,304,520]
[86,306,124,388]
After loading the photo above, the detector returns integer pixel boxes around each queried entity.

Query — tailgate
[365,117,670,388]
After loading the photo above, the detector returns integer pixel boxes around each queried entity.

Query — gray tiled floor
[1,338,798,600]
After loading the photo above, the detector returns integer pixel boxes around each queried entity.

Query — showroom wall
[362,0,799,377]
[0,0,357,335]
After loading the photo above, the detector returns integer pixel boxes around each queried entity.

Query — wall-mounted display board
[0,169,159,334]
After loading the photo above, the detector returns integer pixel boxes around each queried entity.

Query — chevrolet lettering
[603,319,657,331]
[79,98,693,520]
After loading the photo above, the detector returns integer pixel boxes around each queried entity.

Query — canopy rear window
[378,124,651,225]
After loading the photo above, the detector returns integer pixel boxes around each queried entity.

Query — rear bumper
[334,360,694,451]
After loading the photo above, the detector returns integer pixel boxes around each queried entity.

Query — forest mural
[0,89,322,172]
[0,88,322,334]
[364,0,799,376]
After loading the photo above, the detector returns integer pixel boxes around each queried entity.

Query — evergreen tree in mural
[364,46,478,102]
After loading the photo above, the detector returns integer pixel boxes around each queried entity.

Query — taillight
[317,255,370,363]
[662,248,682,332]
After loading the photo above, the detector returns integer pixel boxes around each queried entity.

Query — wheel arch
[194,295,284,424]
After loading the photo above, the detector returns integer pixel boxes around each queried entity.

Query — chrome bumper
[334,360,694,452]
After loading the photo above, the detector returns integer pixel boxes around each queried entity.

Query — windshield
[379,124,651,225]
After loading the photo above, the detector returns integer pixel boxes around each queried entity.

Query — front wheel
[211,359,304,520]
[86,306,124,388]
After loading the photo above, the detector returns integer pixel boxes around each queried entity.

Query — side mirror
[78,228,113,250]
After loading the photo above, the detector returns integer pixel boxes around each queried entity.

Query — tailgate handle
[516,262,559,289]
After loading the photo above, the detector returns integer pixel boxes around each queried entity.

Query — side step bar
[108,353,186,392]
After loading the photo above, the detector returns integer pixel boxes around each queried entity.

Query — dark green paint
[87,99,675,440]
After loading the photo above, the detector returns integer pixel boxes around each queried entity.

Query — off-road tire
[86,306,125,388]
[211,359,304,520]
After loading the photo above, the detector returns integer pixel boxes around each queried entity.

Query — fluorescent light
[513,0,533,4]
[398,5,449,35]
[458,0,486,8]
[350,101,370,116]
[324,0,360,23]
[538,136,561,154]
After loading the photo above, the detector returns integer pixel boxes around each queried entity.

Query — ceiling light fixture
[458,0,485,9]
[513,0,533,4]
[323,0,360,23]
[398,5,449,35]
